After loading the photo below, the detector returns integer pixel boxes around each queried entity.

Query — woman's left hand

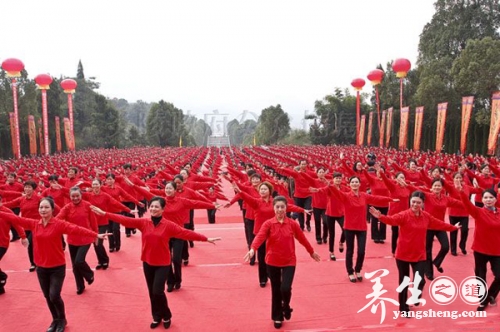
[311,252,321,262]
[207,237,222,244]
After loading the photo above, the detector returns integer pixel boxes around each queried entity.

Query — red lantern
[1,58,25,77]
[367,69,384,85]
[35,74,53,89]
[351,78,366,91]
[392,58,411,78]
[61,79,77,93]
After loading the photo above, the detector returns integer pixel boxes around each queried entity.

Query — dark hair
[245,163,254,169]
[316,167,325,173]
[453,172,463,179]
[69,167,79,173]
[273,195,288,206]
[408,159,417,166]
[165,181,177,190]
[150,196,166,208]
[40,196,55,209]
[70,187,82,194]
[246,169,256,177]
[349,176,360,183]
[395,171,405,179]
[250,173,262,180]
[173,175,184,182]
[483,189,497,199]
[352,161,362,172]
[180,168,190,175]
[480,164,489,171]
[123,163,132,170]
[333,172,342,178]
[430,166,442,174]
[259,181,274,194]
[367,160,376,167]
[48,174,59,182]
[7,173,17,178]
[431,178,443,186]
[410,191,426,201]
[24,180,37,190]
[106,173,116,179]
[92,178,102,185]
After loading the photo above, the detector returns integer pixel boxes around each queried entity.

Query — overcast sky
[1,0,436,128]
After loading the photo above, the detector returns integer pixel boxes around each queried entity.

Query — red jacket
[82,191,131,226]
[251,216,314,267]
[0,206,26,248]
[56,200,98,246]
[104,213,207,266]
[380,210,457,262]
[0,213,97,268]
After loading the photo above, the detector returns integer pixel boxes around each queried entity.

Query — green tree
[254,104,290,145]
[77,60,85,79]
[90,95,123,148]
[278,129,311,145]
[146,100,187,147]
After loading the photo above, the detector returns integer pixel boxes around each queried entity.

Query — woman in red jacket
[369,191,459,314]
[90,196,220,329]
[459,188,500,311]
[0,197,106,332]
[244,196,320,330]
[310,168,330,245]
[56,187,98,295]
[329,176,396,282]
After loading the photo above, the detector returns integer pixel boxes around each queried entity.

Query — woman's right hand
[90,205,106,215]
[243,248,255,262]
[368,206,382,219]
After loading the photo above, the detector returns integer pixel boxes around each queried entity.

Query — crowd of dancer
[0,144,499,330]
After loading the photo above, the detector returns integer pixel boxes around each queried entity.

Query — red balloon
[392,58,411,78]
[1,58,25,76]
[34,74,53,88]
[351,78,366,90]
[61,79,77,92]
[367,69,384,85]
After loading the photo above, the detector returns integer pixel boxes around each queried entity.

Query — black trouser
[396,259,426,311]
[26,230,35,266]
[294,196,311,230]
[244,219,256,264]
[449,216,469,254]
[69,244,93,291]
[475,201,484,208]
[143,262,172,322]
[312,207,327,242]
[267,265,295,322]
[94,225,109,265]
[37,265,66,321]
[326,215,345,253]
[108,219,121,250]
[167,238,184,286]
[138,199,147,217]
[425,230,449,277]
[474,251,500,305]
[207,209,216,224]
[257,241,267,283]
[370,206,388,241]
[391,226,399,254]
[182,223,192,261]
[344,230,367,274]
[123,202,136,236]
[0,247,7,292]
[11,207,20,240]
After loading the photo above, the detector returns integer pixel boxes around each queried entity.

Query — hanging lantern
[61,79,77,93]
[351,78,366,91]
[1,58,25,77]
[34,74,53,89]
[392,58,411,78]
[367,69,384,85]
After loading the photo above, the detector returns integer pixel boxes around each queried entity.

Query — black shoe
[374,240,380,243]
[88,275,94,285]
[126,234,131,238]
[461,248,467,255]
[10,237,20,242]
[55,319,67,332]
[330,253,336,261]
[249,259,255,266]
[451,251,457,256]
[174,283,181,290]
[274,321,282,329]
[425,273,434,281]
[339,242,344,253]
[260,281,267,288]
[348,274,357,283]
[150,321,160,329]
[283,307,293,320]
[0,287,5,295]
[323,238,327,244]
[76,287,85,295]
[115,247,120,252]
[189,241,194,248]
[109,248,115,253]
[477,304,488,311]
[306,225,311,232]
[183,259,189,266]
[46,320,58,332]
[29,265,36,272]
[163,319,171,329]
[316,240,322,245]
[95,264,103,270]
[379,240,385,244]
[434,263,444,273]
[102,263,109,270]
[356,272,363,281]
[167,284,174,292]
[132,229,137,234]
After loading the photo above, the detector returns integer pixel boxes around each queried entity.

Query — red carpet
[2,180,499,331]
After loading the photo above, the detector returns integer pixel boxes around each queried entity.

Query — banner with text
[380,110,386,148]
[28,115,37,155]
[413,107,424,151]
[9,113,18,158]
[487,92,500,155]
[367,112,374,146]
[359,115,366,146]
[460,96,474,155]
[398,107,409,150]
[385,107,393,147]
[436,102,448,152]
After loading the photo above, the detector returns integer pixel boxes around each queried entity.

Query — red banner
[41,90,49,155]
[38,118,44,155]
[367,112,374,146]
[28,115,37,155]
[436,102,448,152]
[460,96,474,155]
[359,115,366,146]
[9,113,18,158]
[413,107,424,151]
[55,116,62,152]
[385,107,393,147]
[398,107,410,150]
[379,110,386,148]
[63,117,74,151]
[487,92,500,155]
